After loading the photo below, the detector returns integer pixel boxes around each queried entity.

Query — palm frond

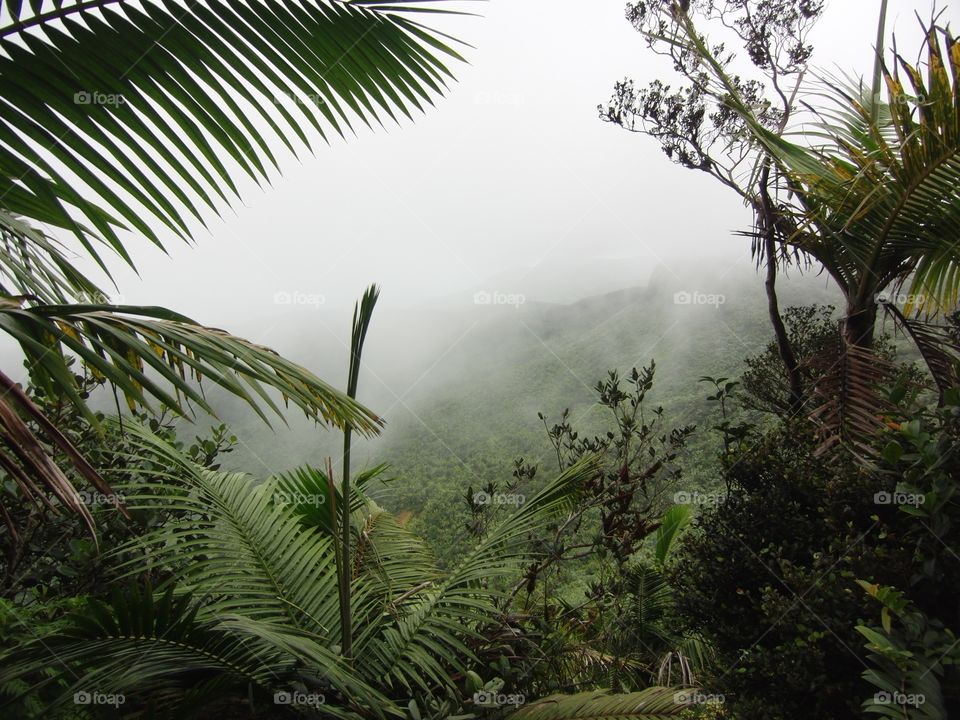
[117,486,342,637]
[0,367,123,536]
[808,336,894,461]
[0,302,381,434]
[0,0,470,272]
[505,687,691,720]
[0,585,298,717]
[882,301,960,403]
[653,505,691,565]
[357,454,603,695]
[275,462,442,647]
[0,210,102,304]
[0,0,471,524]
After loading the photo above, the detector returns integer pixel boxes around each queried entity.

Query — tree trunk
[757,164,805,415]
[764,234,805,415]
[844,301,877,350]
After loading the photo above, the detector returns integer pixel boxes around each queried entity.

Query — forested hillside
[207,265,841,559]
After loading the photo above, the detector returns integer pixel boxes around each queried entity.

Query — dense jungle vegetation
[1,1,959,719]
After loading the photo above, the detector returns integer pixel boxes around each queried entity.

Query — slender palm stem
[339,285,380,662]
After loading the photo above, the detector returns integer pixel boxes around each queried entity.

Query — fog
[3,0,951,479]
[196,263,845,483]
[73,0,945,316]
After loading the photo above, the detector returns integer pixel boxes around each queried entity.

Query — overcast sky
[94,0,952,337]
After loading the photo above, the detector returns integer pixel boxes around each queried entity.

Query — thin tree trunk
[758,164,804,415]
[337,285,380,663]
[339,425,353,661]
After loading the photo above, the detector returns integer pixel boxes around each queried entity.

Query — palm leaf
[0,0,471,271]
[505,687,691,720]
[653,505,691,565]
[112,458,344,637]
[808,336,894,461]
[0,302,381,434]
[0,583,391,718]
[0,367,126,538]
[0,0,472,524]
[356,454,603,695]
[0,210,103,304]
[675,14,960,318]
[881,302,960,404]
[0,585,292,716]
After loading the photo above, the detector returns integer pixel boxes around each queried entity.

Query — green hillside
[207,265,843,559]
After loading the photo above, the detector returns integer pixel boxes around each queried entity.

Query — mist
[1,0,945,486]
[0,0,949,485]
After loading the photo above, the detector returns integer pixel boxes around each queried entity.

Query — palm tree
[667,4,960,450]
[0,0,470,526]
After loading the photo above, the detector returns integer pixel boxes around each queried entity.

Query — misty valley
[1,1,959,720]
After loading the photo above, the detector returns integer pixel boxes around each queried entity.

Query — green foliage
[461,365,715,704]
[739,305,840,416]
[0,420,624,717]
[854,390,960,719]
[0,362,235,601]
[0,0,466,257]
[668,366,960,719]
[856,582,957,719]
[654,505,692,566]
[505,687,692,719]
